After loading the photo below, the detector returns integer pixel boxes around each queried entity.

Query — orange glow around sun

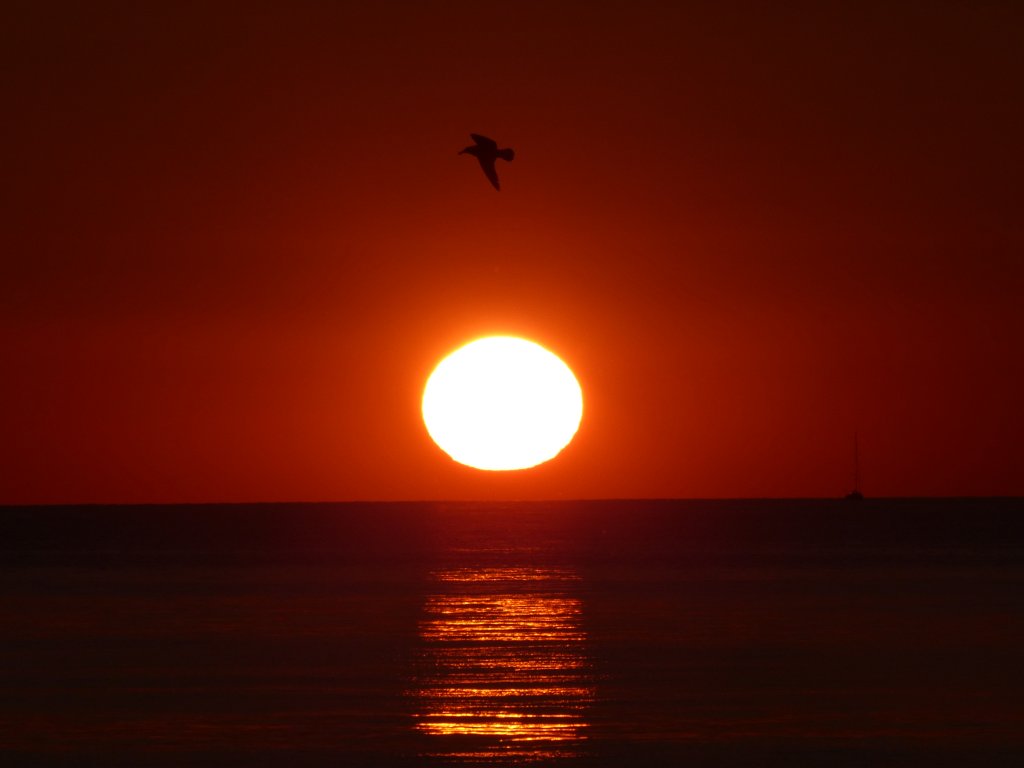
[422,336,583,471]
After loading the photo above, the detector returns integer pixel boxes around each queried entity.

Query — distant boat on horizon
[845,432,864,501]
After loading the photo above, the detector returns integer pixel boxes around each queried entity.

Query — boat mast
[852,432,860,493]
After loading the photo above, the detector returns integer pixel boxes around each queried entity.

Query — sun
[422,336,583,471]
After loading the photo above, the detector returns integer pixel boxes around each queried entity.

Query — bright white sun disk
[422,337,583,471]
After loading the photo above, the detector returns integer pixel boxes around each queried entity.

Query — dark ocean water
[1,499,1022,766]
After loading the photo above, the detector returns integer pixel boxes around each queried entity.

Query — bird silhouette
[459,133,514,191]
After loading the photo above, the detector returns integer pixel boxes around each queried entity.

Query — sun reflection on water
[413,567,594,762]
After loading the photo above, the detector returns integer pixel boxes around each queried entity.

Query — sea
[1,498,1022,766]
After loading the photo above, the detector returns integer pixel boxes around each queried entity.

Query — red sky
[3,1,1022,503]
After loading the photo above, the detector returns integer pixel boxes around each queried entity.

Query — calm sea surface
[1,499,1022,766]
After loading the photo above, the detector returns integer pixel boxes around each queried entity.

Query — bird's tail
[498,148,514,162]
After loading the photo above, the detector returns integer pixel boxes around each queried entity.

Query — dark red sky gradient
[3,1,1022,503]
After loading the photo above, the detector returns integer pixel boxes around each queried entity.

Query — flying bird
[459,133,514,191]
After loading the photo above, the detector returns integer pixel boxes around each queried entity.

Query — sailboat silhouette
[845,432,864,501]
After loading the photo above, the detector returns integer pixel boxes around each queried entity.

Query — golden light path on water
[413,567,594,762]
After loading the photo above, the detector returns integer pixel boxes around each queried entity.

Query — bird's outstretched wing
[470,133,498,150]
[478,158,501,191]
